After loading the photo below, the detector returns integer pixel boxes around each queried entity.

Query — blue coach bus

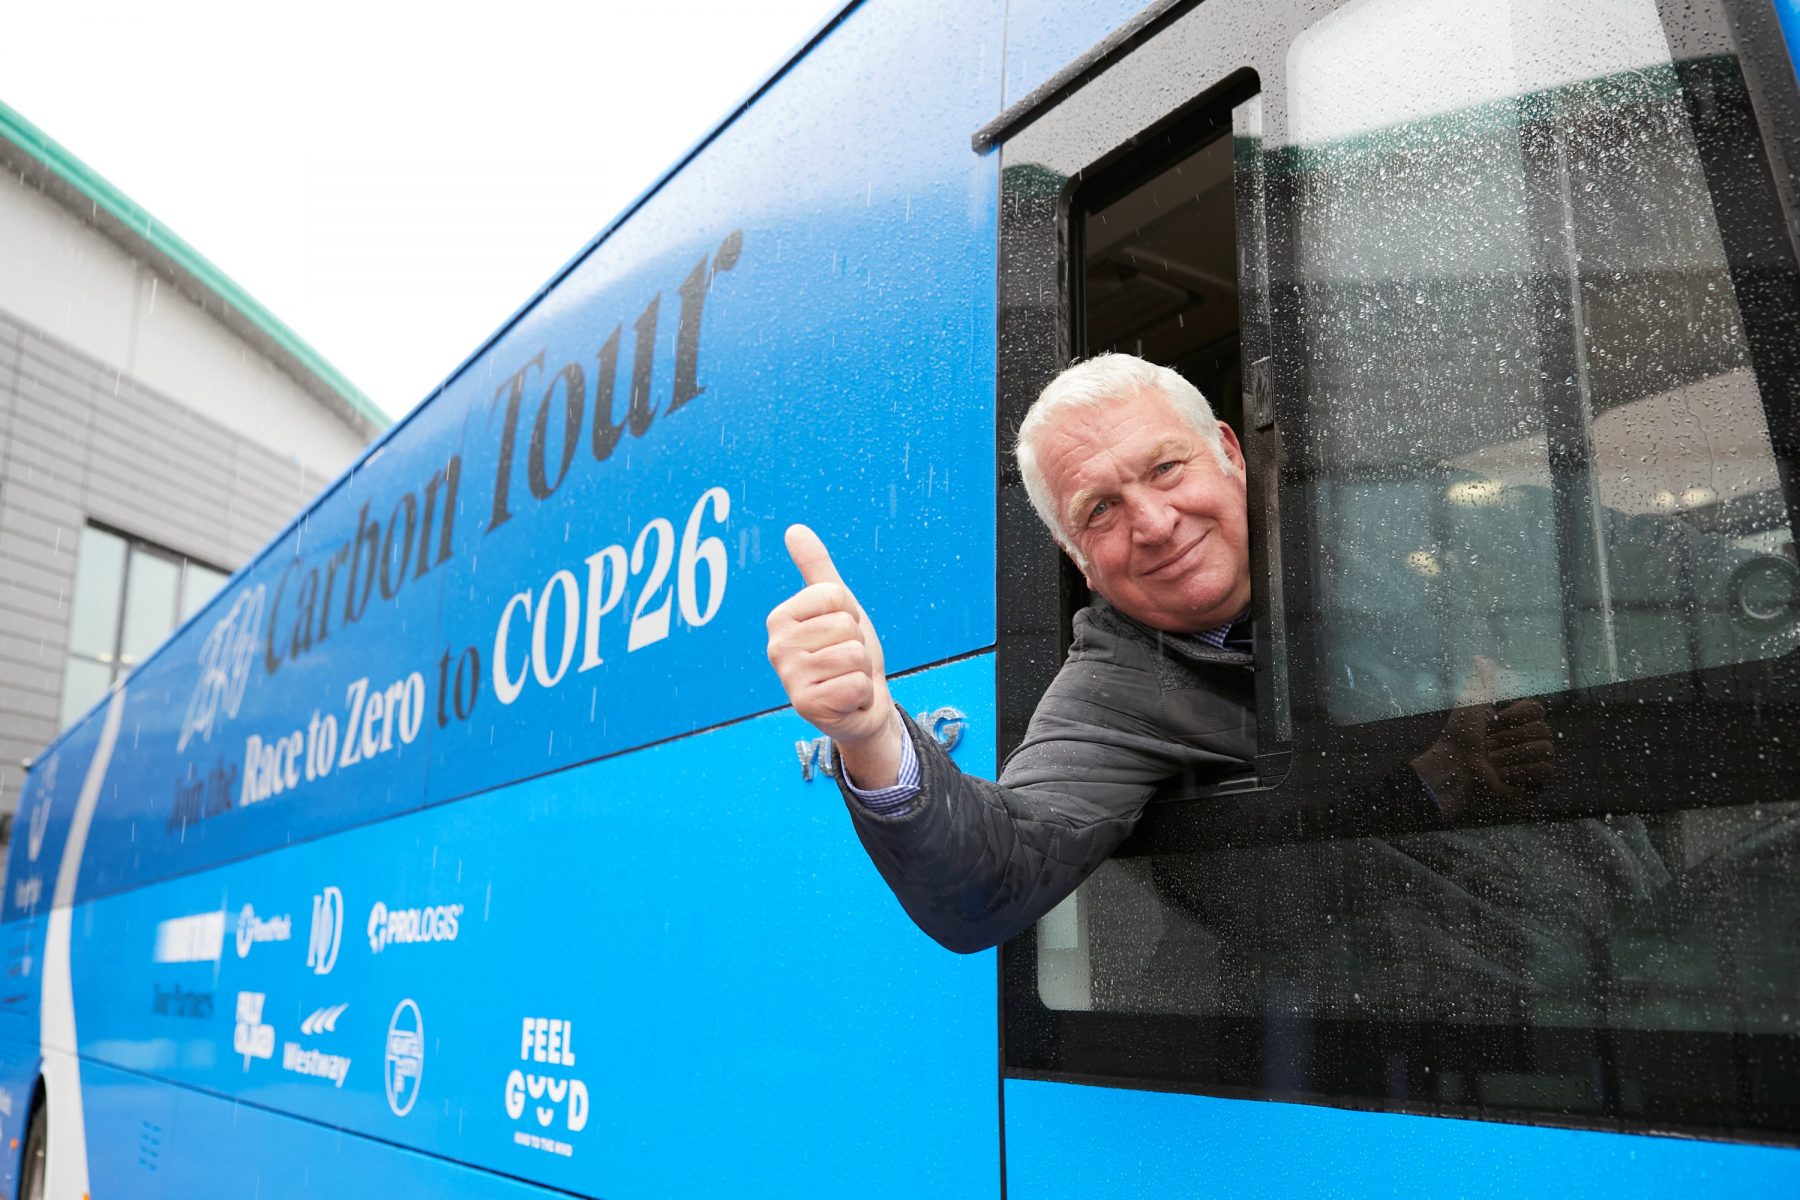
[7,0,1800,1194]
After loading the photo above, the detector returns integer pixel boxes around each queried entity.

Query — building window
[59,525,228,728]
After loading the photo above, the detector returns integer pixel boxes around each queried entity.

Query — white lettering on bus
[367,900,463,953]
[240,731,305,806]
[506,1015,588,1155]
[492,484,730,705]
[338,671,426,769]
[236,668,425,806]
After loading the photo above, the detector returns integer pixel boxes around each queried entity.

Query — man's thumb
[785,524,844,587]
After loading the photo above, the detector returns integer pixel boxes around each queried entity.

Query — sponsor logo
[11,878,41,911]
[25,753,54,863]
[234,991,274,1067]
[300,1003,347,1035]
[282,1042,352,1088]
[235,905,292,958]
[12,755,56,909]
[154,911,226,963]
[152,982,214,1020]
[367,900,461,954]
[307,887,344,975]
[177,584,264,753]
[505,1017,588,1157]
[797,705,966,781]
[385,999,424,1116]
[282,1003,352,1088]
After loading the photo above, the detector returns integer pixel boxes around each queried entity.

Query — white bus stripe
[41,685,124,1200]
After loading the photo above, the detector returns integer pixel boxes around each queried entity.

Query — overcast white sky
[8,0,844,420]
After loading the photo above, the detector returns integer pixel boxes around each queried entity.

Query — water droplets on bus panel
[1035,0,1800,1123]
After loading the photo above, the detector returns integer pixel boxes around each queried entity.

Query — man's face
[1039,389,1250,633]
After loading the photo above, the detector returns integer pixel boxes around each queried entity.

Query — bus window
[1032,103,1261,1008]
[1079,135,1243,438]
[1002,0,1800,1142]
[1288,0,1799,724]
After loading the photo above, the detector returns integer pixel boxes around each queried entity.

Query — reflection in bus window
[1293,0,1798,724]
[59,526,229,728]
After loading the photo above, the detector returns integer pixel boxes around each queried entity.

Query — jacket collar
[1095,600,1254,668]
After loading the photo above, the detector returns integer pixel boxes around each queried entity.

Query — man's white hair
[1015,353,1231,567]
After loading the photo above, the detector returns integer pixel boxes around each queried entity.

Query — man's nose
[1128,494,1178,543]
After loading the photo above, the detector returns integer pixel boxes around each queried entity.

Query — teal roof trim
[0,98,390,432]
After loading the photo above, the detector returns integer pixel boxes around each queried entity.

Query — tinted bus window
[1291,0,1797,723]
[1005,0,1800,1140]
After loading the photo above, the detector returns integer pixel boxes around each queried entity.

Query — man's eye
[1089,500,1111,521]
[1154,461,1179,476]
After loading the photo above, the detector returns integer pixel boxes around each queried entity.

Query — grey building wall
[0,308,346,817]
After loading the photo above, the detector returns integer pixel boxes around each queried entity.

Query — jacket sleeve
[838,636,1246,953]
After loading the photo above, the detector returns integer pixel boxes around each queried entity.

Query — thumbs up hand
[766,525,905,788]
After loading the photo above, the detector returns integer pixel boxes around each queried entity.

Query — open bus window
[1011,0,1800,1139]
[1032,109,1258,1008]
[1080,136,1244,441]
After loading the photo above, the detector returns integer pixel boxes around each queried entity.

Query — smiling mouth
[1144,534,1206,577]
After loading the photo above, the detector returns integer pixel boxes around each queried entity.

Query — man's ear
[1216,420,1247,476]
[1058,540,1094,590]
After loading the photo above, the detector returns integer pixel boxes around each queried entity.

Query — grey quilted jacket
[838,602,1445,953]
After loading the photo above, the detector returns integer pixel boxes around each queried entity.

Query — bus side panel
[426,0,1004,804]
[67,653,1000,1197]
[0,705,111,1192]
[1002,1078,1800,1198]
[0,1033,37,1200]
[2,705,108,936]
[75,1055,568,1198]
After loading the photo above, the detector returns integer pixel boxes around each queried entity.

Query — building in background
[0,100,386,822]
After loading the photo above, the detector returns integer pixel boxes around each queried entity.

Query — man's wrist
[842,718,921,816]
[836,706,907,790]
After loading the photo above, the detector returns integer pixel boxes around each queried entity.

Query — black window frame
[991,0,1800,1146]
